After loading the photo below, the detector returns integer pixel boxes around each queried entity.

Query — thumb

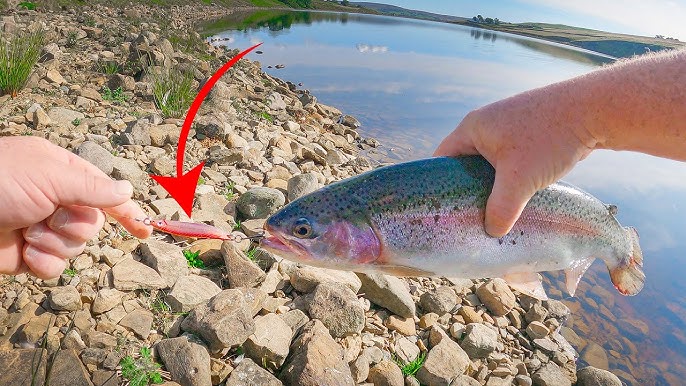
[484,167,536,238]
[46,166,134,208]
[433,127,478,157]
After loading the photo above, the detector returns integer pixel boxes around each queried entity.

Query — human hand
[434,88,597,237]
[0,136,152,279]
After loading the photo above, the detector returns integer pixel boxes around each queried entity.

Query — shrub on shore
[150,67,196,118]
[0,29,44,97]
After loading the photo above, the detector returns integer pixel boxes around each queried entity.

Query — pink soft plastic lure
[136,217,261,242]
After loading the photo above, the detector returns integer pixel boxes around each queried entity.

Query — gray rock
[139,239,188,288]
[62,330,86,350]
[357,273,415,318]
[286,173,320,201]
[111,259,166,290]
[281,309,310,335]
[308,282,365,338]
[544,299,570,320]
[290,266,362,293]
[49,286,82,312]
[476,278,516,316]
[157,336,212,386]
[75,141,115,175]
[394,337,420,364]
[236,187,285,219]
[226,358,283,386]
[340,114,361,128]
[221,241,266,288]
[279,320,354,386]
[121,120,151,146]
[268,92,287,110]
[92,288,125,314]
[166,275,222,313]
[526,321,550,340]
[107,74,135,91]
[532,338,558,355]
[368,360,404,386]
[580,342,609,370]
[209,146,248,166]
[350,353,370,383]
[119,309,154,339]
[576,367,622,386]
[532,362,571,386]
[244,313,292,369]
[420,286,457,315]
[180,289,255,351]
[111,157,148,192]
[416,338,471,385]
[460,323,499,358]
[515,375,533,386]
[85,330,118,349]
[47,107,84,127]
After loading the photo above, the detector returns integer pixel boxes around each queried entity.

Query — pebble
[476,278,517,316]
[420,286,457,315]
[461,323,499,358]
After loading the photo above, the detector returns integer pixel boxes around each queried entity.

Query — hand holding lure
[135,217,263,242]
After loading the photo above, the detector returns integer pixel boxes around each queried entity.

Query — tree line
[472,15,501,25]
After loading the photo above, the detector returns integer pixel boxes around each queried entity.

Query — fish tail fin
[608,227,645,296]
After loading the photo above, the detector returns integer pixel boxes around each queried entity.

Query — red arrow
[151,43,263,217]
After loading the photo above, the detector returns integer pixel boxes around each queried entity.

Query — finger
[484,167,536,238]
[433,125,478,157]
[105,201,153,239]
[24,222,87,259]
[0,230,26,275]
[23,244,69,280]
[43,164,134,208]
[47,206,105,243]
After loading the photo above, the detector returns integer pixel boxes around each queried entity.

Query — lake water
[205,11,686,385]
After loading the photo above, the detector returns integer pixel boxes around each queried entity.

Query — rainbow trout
[262,156,644,299]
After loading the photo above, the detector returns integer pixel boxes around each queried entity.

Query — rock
[450,322,466,340]
[268,92,287,110]
[119,309,154,339]
[416,338,471,385]
[244,313,292,369]
[236,187,285,219]
[221,241,266,288]
[40,42,61,62]
[308,282,365,338]
[515,375,533,386]
[180,289,254,351]
[532,362,571,386]
[209,146,248,165]
[107,74,135,91]
[357,273,415,318]
[226,358,282,386]
[385,315,416,336]
[454,375,481,386]
[458,306,483,324]
[286,173,320,201]
[525,303,548,323]
[157,336,211,386]
[45,68,66,84]
[419,313,439,329]
[85,330,118,349]
[92,370,120,386]
[47,107,84,127]
[100,245,126,266]
[49,286,82,312]
[139,239,188,288]
[62,329,86,350]
[544,299,570,320]
[340,114,361,128]
[49,350,93,386]
[350,354,370,383]
[290,266,362,293]
[532,338,558,355]
[0,349,48,385]
[576,367,622,386]
[526,321,550,340]
[580,342,609,370]
[368,360,404,386]
[394,337,420,364]
[280,320,354,386]
[460,323,499,358]
[281,309,310,334]
[239,287,268,316]
[18,312,55,343]
[32,105,52,128]
[111,258,166,290]
[92,288,125,314]
[420,286,457,315]
[476,278,516,316]
[111,157,148,192]
[166,275,222,313]
[617,318,649,338]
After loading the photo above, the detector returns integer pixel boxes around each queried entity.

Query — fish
[261,156,645,299]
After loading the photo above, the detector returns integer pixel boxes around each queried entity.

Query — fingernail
[25,226,43,241]
[24,245,38,260]
[114,180,133,197]
[50,208,69,230]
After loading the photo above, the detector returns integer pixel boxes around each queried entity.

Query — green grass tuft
[150,67,195,119]
[101,86,128,103]
[98,61,120,75]
[18,1,35,10]
[258,111,273,123]
[0,29,44,97]
[223,182,236,201]
[120,347,164,386]
[245,247,258,262]
[395,351,427,377]
[183,249,205,269]
[63,268,77,277]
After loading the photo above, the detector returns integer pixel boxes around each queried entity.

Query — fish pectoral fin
[502,272,548,300]
[372,264,435,277]
[564,257,595,296]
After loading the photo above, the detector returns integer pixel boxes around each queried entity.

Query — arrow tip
[150,162,205,217]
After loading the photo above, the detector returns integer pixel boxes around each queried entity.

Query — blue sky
[373,0,686,40]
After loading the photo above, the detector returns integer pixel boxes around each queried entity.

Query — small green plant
[18,1,35,10]
[150,67,195,119]
[183,249,205,269]
[101,86,128,104]
[258,111,273,123]
[72,118,81,126]
[120,347,164,386]
[21,129,32,136]
[233,220,241,231]
[85,16,96,27]
[99,61,120,75]
[0,29,44,97]
[197,176,205,185]
[66,31,78,48]
[223,182,236,200]
[63,268,77,277]
[395,352,427,378]
[245,247,258,262]
[150,297,171,314]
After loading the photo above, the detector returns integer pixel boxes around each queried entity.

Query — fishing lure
[136,217,263,242]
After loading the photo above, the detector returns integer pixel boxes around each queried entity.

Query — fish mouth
[261,224,313,261]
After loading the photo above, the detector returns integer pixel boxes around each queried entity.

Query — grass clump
[183,249,205,269]
[150,67,195,119]
[63,268,77,277]
[101,86,128,103]
[245,247,258,262]
[120,347,164,386]
[98,61,120,75]
[395,352,427,378]
[0,29,44,97]
[18,1,35,10]
[223,182,236,201]
[258,111,273,123]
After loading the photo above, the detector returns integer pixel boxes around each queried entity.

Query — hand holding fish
[435,48,686,238]
[0,136,151,279]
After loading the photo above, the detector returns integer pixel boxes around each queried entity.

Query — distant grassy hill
[1,0,364,11]
[352,2,467,23]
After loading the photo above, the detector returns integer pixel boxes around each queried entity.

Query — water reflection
[205,10,686,385]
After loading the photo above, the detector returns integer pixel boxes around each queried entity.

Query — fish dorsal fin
[564,257,595,296]
[502,272,548,300]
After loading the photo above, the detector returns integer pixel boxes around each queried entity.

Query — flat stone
[119,309,154,339]
[420,286,457,315]
[281,309,310,335]
[394,336,420,364]
[533,338,558,355]
[221,241,266,288]
[244,313,292,369]
[368,360,404,386]
[236,187,285,219]
[416,338,471,385]
[85,330,117,349]
[226,358,282,386]
[385,315,416,336]
[50,349,94,386]
[18,312,55,343]
[458,306,483,324]
[139,239,188,287]
[92,288,125,314]
[100,246,126,266]
[92,370,120,386]
[576,366,622,386]
[357,273,415,318]
[45,68,66,84]
[49,286,82,312]
[290,265,362,293]
[350,354,370,383]
[62,329,86,350]
[532,362,571,386]
[308,282,365,338]
[476,278,516,316]
[279,320,354,386]
[166,275,222,313]
[180,289,255,351]
[580,342,609,370]
[111,258,166,290]
[526,321,550,340]
[111,157,148,192]
[286,173,320,201]
[157,336,211,386]
[75,141,117,176]
[460,323,499,359]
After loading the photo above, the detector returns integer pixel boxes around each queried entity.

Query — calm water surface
[206,11,686,384]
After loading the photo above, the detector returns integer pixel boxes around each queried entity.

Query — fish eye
[292,218,314,238]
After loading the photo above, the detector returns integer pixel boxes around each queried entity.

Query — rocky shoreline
[0,4,624,386]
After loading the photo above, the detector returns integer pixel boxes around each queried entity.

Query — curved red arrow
[151,43,262,217]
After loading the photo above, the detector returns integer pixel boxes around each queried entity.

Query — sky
[373,0,686,40]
